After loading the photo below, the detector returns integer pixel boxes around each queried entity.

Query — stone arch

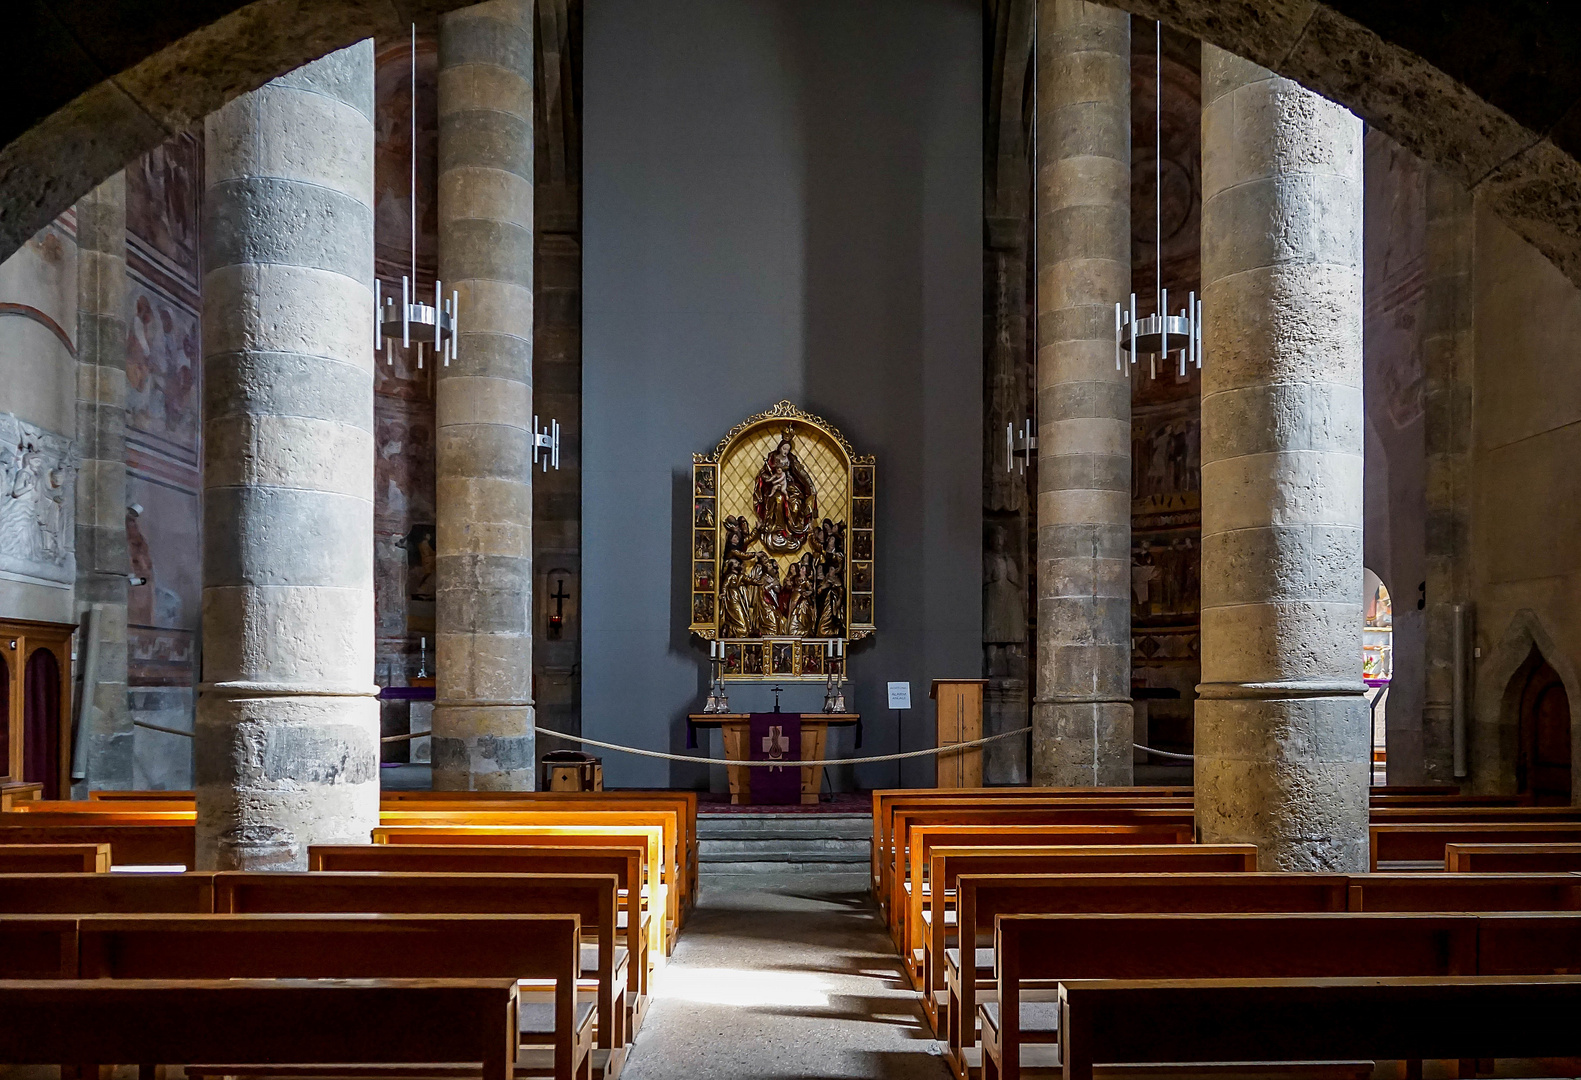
[7,0,1581,292]
[1472,609,1581,803]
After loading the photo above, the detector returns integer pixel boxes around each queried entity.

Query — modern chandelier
[1116,19,1202,380]
[376,25,458,370]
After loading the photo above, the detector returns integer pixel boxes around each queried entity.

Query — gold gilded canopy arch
[689,400,875,680]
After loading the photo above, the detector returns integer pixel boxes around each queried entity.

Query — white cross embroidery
[762,725,790,772]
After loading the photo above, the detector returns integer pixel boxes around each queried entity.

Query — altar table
[686,714,861,805]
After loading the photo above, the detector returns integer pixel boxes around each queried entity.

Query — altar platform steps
[697,811,871,875]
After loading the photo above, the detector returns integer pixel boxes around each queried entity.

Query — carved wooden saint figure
[753,426,818,554]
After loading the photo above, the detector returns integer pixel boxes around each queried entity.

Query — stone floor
[623,873,952,1080]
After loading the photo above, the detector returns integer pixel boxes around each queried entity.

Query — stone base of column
[432,704,536,790]
[1030,701,1134,786]
[194,693,380,870]
[1195,694,1369,871]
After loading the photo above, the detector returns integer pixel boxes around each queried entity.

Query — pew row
[74,914,590,1080]
[0,843,108,872]
[1051,976,1581,1080]
[0,978,522,1080]
[1445,843,1581,873]
[310,843,652,1002]
[919,845,1258,1027]
[1371,822,1581,870]
[212,871,627,1062]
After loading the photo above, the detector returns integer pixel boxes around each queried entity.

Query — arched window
[1511,645,1572,805]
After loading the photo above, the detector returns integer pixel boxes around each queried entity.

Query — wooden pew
[984,911,1481,1080]
[0,843,108,872]
[1445,843,1581,872]
[1370,805,1581,823]
[921,845,1257,1030]
[1054,975,1581,1080]
[310,843,651,1003]
[77,914,587,1080]
[0,815,194,867]
[382,790,699,911]
[1370,822,1581,870]
[377,812,678,940]
[89,790,194,800]
[0,915,80,977]
[947,873,1351,1069]
[0,978,521,1080]
[1348,873,1581,911]
[1476,912,1581,973]
[888,814,1193,946]
[899,823,1195,963]
[0,872,214,912]
[373,824,670,957]
[213,870,624,1064]
[871,790,1193,899]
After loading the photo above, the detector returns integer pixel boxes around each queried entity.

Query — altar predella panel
[690,400,875,680]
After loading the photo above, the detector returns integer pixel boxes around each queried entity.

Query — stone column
[433,0,536,790]
[1196,46,1367,870]
[1419,170,1474,786]
[1031,0,1133,786]
[195,41,379,869]
[73,172,132,791]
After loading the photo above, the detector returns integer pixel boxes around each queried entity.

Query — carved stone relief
[0,412,76,585]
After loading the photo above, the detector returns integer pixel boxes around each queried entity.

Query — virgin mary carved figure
[752,427,818,554]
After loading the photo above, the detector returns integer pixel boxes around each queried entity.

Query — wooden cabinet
[0,618,75,799]
[931,679,986,788]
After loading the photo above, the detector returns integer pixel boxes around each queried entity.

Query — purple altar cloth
[748,712,802,805]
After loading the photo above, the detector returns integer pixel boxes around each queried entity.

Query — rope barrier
[535,724,1031,767]
[1134,743,1194,761]
[133,719,193,738]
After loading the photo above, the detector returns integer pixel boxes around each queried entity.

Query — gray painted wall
[583,0,982,789]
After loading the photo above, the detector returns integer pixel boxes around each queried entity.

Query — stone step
[696,812,872,841]
[700,838,870,858]
[701,861,872,877]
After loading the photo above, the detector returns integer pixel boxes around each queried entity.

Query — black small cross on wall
[548,578,571,639]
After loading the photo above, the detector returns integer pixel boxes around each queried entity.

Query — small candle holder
[822,638,846,713]
[702,639,731,714]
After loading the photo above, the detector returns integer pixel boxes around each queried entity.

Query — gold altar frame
[690,400,875,680]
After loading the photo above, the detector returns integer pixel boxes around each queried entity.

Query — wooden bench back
[921,845,1257,992]
[0,818,195,867]
[76,913,584,1075]
[384,793,696,909]
[1370,805,1581,823]
[307,843,648,994]
[899,824,1195,952]
[0,915,79,977]
[1445,843,1581,873]
[1349,872,1581,911]
[872,790,1192,892]
[0,872,214,913]
[370,824,668,954]
[0,844,108,872]
[1370,822,1581,869]
[997,912,1478,983]
[0,978,521,1080]
[1055,975,1581,1080]
[887,812,1192,931]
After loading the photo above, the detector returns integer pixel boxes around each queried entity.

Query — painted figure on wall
[0,419,74,582]
[753,427,818,554]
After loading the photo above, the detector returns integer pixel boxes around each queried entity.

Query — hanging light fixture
[376,25,458,371]
[1116,19,1201,380]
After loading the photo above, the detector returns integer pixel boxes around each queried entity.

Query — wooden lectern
[931,679,986,788]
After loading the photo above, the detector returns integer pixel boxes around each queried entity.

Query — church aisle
[623,873,952,1080]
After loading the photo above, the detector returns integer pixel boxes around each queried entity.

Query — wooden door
[0,619,74,797]
[1516,648,1572,805]
[931,679,985,788]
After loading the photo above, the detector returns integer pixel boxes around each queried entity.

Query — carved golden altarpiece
[689,401,875,679]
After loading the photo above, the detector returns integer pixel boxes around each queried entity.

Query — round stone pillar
[1196,46,1368,870]
[1031,0,1133,786]
[195,41,379,869]
[74,171,133,791]
[433,0,536,789]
